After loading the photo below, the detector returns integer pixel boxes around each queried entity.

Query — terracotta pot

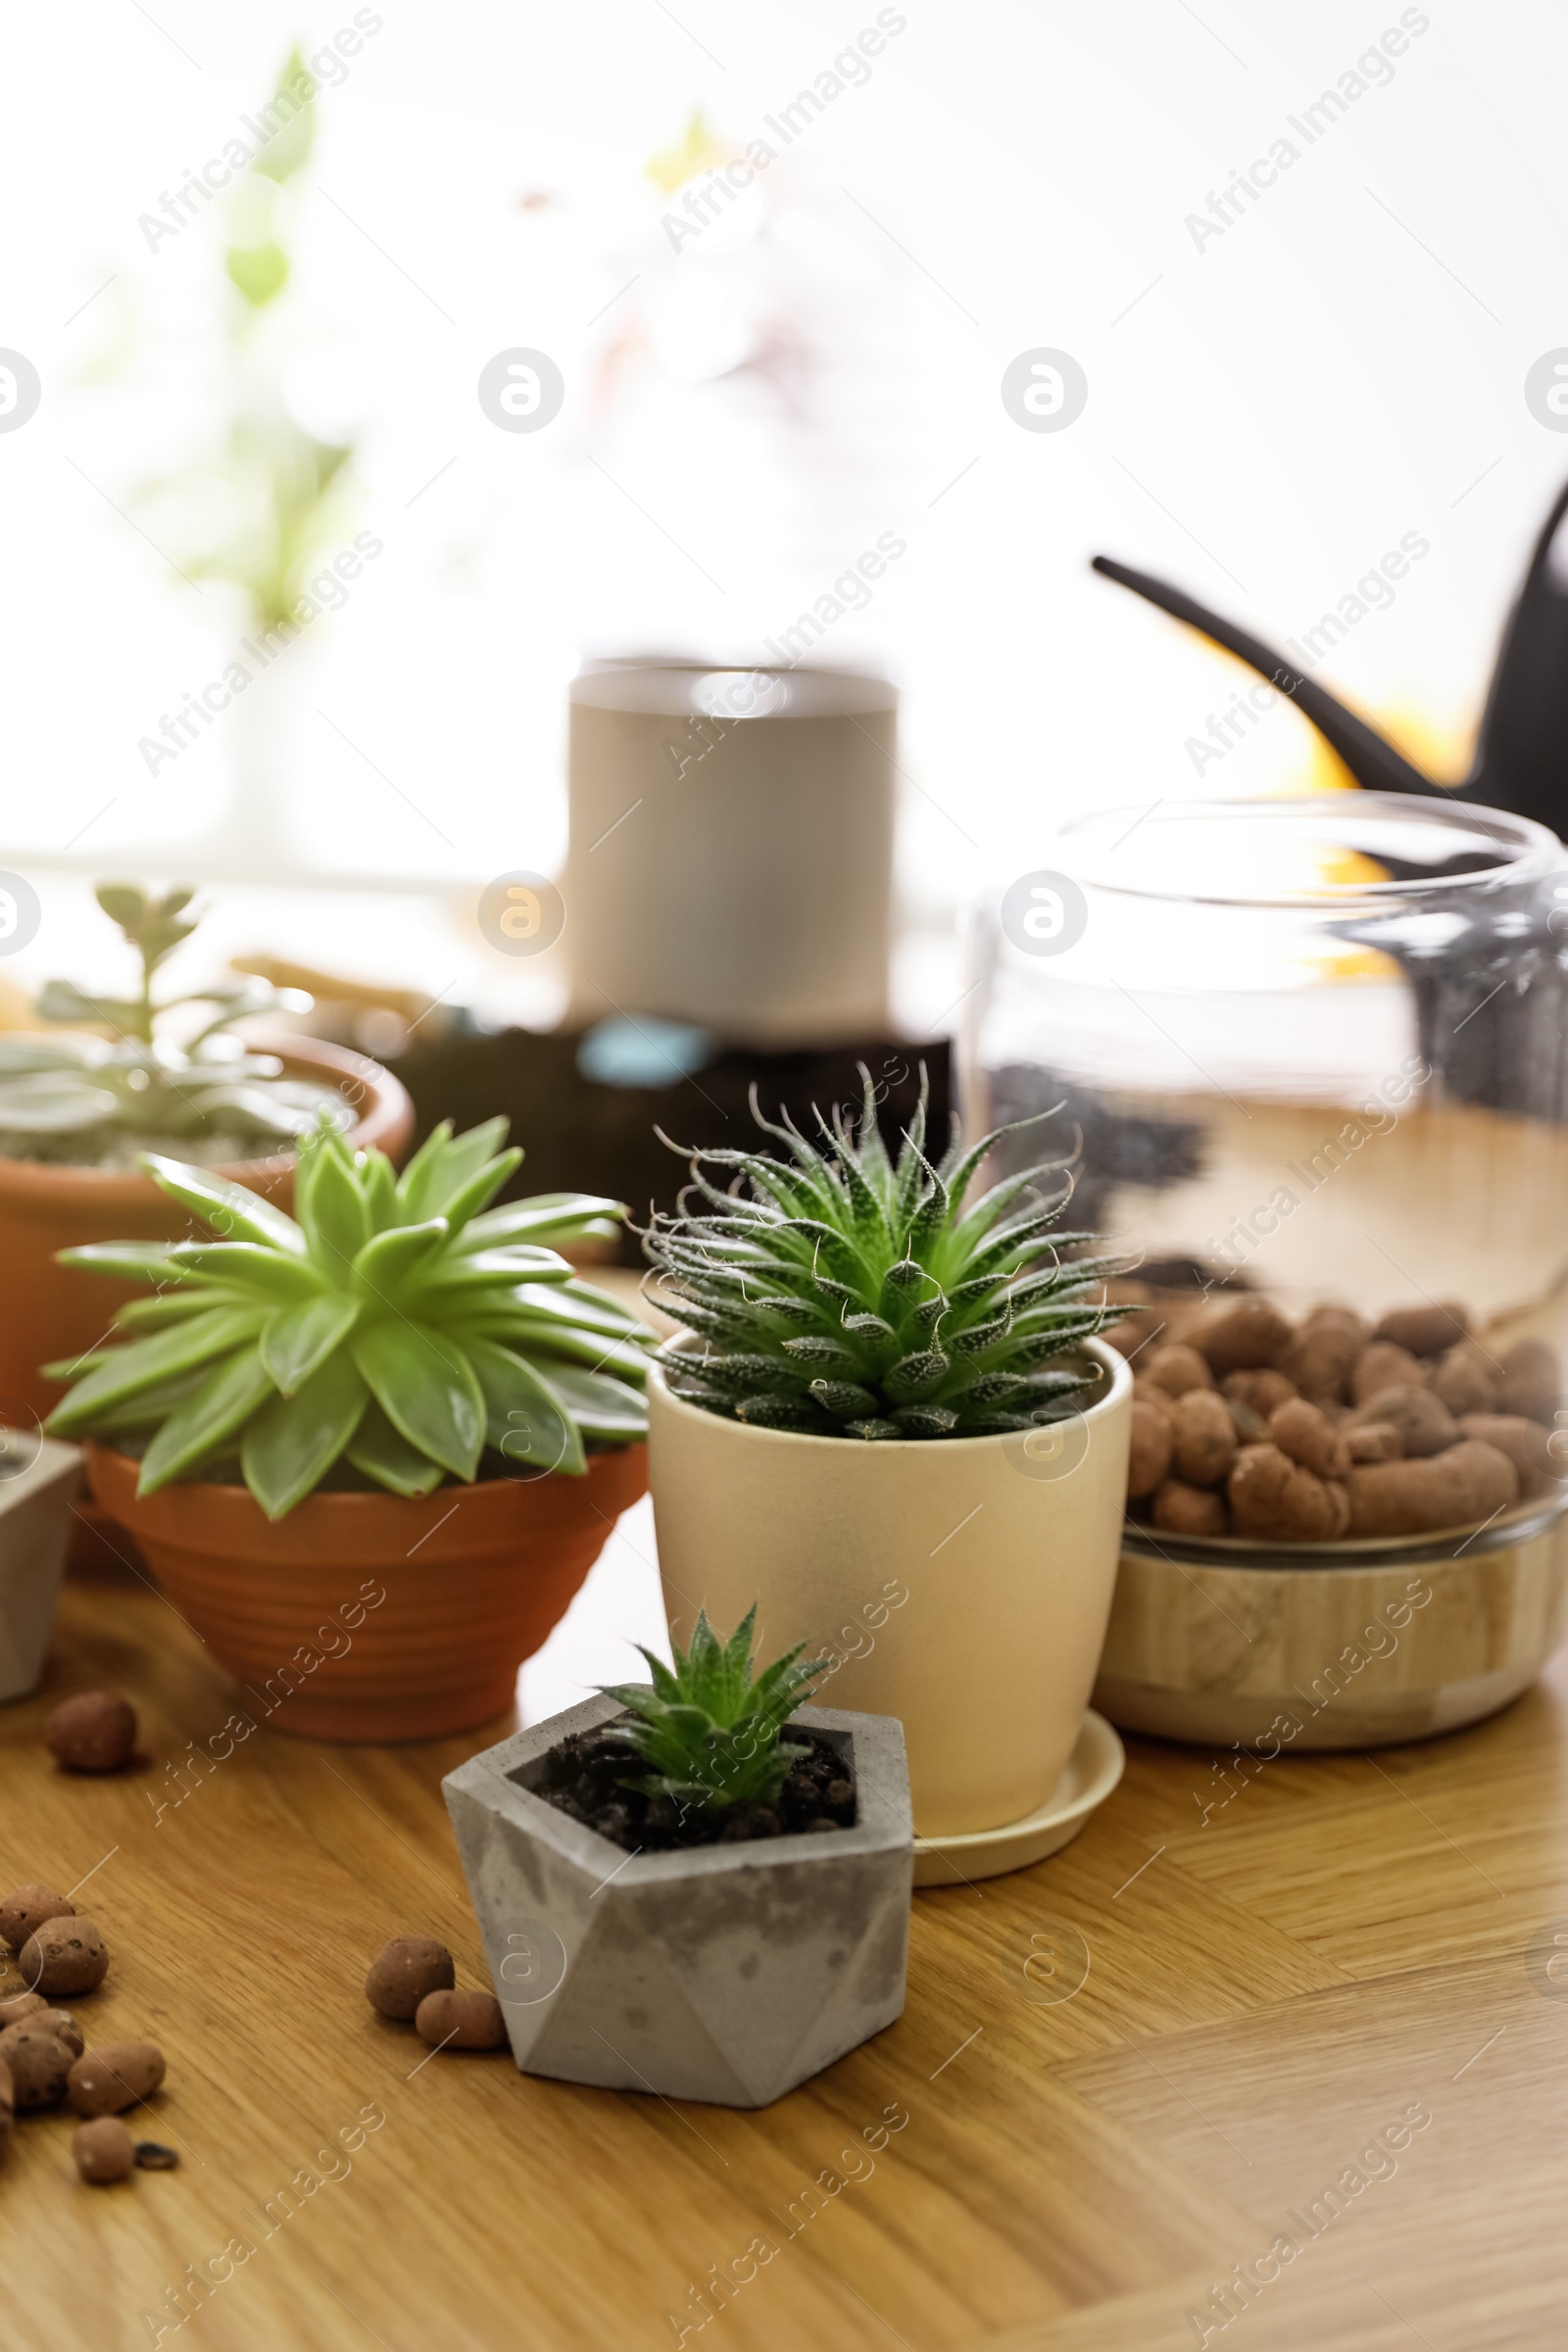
[0,1036,412,1428]
[648,1340,1133,1841]
[87,1442,648,1743]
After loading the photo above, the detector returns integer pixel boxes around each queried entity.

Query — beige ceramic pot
[1094,1497,1568,1750]
[648,1340,1133,1839]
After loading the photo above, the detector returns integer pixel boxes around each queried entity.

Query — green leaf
[72,1366,211,1434]
[344,1400,446,1497]
[252,49,317,182]
[423,1117,510,1208]
[352,1217,448,1296]
[532,1362,646,1438]
[168,1243,325,1302]
[474,1321,652,1380]
[407,1247,573,1304]
[175,1082,317,1140]
[351,1318,484,1483]
[115,1290,243,1332]
[260,1294,362,1395]
[303,1145,372,1270]
[0,1033,104,1073]
[226,242,289,306]
[516,1281,648,1338]
[45,1306,270,1435]
[460,1195,625,1250]
[58,1242,203,1285]
[136,1345,277,1493]
[0,1073,120,1132]
[94,882,149,930]
[362,1151,400,1233]
[393,1120,455,1219]
[241,1352,368,1518]
[141,1154,307,1254]
[35,979,145,1033]
[466,1337,585,1476]
[438,1151,523,1239]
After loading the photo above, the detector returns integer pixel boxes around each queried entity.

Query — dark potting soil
[534,1727,858,1853]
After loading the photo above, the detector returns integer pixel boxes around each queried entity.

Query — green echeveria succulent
[44,1116,652,1517]
[644,1070,1129,1441]
[599,1606,828,1814]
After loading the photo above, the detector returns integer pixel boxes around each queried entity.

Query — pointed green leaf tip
[644,1062,1134,1441]
[597,1606,830,1814]
[43,1116,654,1514]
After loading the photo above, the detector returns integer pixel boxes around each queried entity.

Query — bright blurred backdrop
[2,0,1564,1026]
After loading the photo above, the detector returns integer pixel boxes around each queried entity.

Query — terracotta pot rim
[0,1033,409,1206]
[85,1439,647,1517]
[651,1335,1131,1453]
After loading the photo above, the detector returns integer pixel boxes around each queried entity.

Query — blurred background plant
[142,48,356,633]
[0,882,343,1166]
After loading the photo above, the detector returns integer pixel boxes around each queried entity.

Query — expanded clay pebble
[1348,1384,1458,1460]
[1126,1400,1173,1499]
[45,2010,83,2059]
[74,2117,135,2184]
[19,1917,108,1998]
[414,1988,506,2050]
[1143,1344,1214,1397]
[0,1991,49,2030]
[1348,1440,1518,1537]
[134,2141,180,2171]
[1375,1302,1469,1358]
[1350,1341,1424,1403]
[1169,1390,1237,1487]
[1191,1297,1294,1375]
[68,2042,166,2119]
[46,1691,138,1774]
[365,1936,455,2022]
[0,1887,74,1955]
[1152,1478,1228,1538]
[0,2027,74,2110]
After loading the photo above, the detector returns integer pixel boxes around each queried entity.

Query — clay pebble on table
[74,2116,135,2184]
[45,1692,138,1775]
[0,2025,74,2110]
[414,1987,507,2050]
[0,1887,74,1954]
[365,1936,456,2022]
[68,2040,166,2118]
[19,1917,109,1998]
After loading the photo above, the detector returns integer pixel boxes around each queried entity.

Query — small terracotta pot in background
[0,1035,412,1429]
[86,1442,647,1742]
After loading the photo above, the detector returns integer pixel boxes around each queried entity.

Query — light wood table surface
[5,1552,1566,2352]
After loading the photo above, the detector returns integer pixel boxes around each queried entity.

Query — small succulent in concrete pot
[444,1610,913,2108]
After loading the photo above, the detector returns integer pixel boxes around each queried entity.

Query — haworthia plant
[599,1606,828,1813]
[643,1069,1130,1440]
[45,1116,653,1516]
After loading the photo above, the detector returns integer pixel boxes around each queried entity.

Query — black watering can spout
[1093,473,1568,835]
[1088,554,1438,800]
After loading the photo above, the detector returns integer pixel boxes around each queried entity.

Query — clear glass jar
[962,793,1568,1368]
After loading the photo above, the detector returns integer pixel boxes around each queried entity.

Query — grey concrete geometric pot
[0,1434,81,1702]
[443,1696,913,2108]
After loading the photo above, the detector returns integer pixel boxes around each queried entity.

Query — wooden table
[7,1555,1566,2352]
